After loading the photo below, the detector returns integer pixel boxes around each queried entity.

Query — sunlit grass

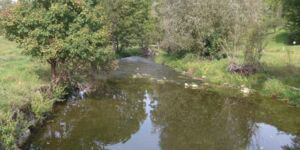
[0,36,52,148]
[156,30,300,106]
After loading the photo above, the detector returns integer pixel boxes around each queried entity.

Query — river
[26,57,300,150]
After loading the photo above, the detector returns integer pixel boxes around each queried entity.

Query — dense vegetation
[0,37,51,149]
[1,0,115,82]
[0,0,299,149]
[0,0,151,149]
[282,0,300,43]
[158,0,268,64]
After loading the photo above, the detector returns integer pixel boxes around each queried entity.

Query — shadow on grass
[262,64,300,88]
[274,32,289,46]
[34,67,51,82]
[255,64,300,106]
[274,31,300,45]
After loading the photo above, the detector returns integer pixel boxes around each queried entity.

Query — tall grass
[0,36,53,149]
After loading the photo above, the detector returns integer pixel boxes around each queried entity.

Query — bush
[262,79,286,98]
[0,114,17,149]
[284,90,300,106]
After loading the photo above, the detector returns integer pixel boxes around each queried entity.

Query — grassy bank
[155,30,300,106]
[0,37,53,149]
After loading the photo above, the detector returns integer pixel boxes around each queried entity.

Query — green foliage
[264,0,284,31]
[116,48,143,58]
[158,0,268,63]
[262,79,300,106]
[1,0,115,81]
[0,0,13,35]
[0,37,53,149]
[102,0,154,51]
[0,114,17,149]
[282,0,300,39]
[50,84,67,102]
[243,23,268,65]
[262,79,286,97]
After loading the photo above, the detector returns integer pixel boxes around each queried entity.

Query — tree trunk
[113,39,118,52]
[50,60,57,81]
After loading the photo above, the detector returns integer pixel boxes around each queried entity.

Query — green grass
[0,36,53,149]
[155,30,300,106]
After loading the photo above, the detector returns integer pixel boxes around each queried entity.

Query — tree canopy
[158,0,268,64]
[102,0,154,51]
[0,0,13,11]
[282,0,300,42]
[1,0,115,81]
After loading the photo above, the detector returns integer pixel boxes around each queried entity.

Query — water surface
[27,57,300,150]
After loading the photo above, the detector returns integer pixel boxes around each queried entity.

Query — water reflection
[283,137,300,150]
[28,80,148,150]
[107,91,160,150]
[26,57,300,150]
[249,123,297,150]
[151,83,257,150]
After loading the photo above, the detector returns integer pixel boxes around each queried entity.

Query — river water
[26,57,300,150]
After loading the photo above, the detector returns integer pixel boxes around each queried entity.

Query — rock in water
[241,85,251,95]
[184,83,199,89]
[79,90,86,99]
[54,131,61,139]
[17,129,31,147]
[59,122,66,127]
[184,83,189,88]
[191,83,199,89]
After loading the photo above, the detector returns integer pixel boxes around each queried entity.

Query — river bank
[154,31,300,106]
[0,36,54,149]
[25,56,300,150]
[0,29,299,149]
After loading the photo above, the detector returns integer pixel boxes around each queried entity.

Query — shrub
[262,79,286,98]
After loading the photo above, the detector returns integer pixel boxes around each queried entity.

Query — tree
[102,0,154,51]
[0,0,13,35]
[282,0,300,43]
[222,0,268,66]
[0,0,12,11]
[158,0,231,59]
[1,0,115,81]
[265,0,284,32]
[158,0,268,66]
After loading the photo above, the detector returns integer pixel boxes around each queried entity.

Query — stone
[0,141,3,150]
[17,129,31,147]
[59,122,66,127]
[191,83,199,89]
[54,131,61,139]
[241,86,251,95]
[184,83,199,89]
[184,83,189,88]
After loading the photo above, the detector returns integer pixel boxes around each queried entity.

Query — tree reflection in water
[150,83,258,150]
[28,79,149,150]
[27,77,300,150]
[283,137,300,150]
